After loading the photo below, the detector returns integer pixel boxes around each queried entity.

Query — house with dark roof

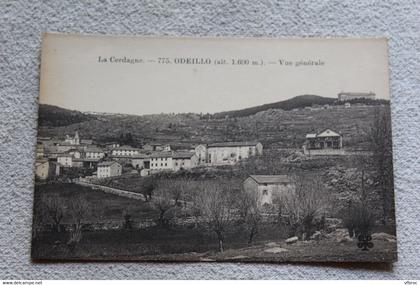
[172,151,198,171]
[194,141,263,166]
[243,175,294,205]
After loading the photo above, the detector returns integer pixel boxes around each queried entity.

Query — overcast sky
[40,34,390,115]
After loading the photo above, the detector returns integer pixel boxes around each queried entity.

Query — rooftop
[173,151,195,159]
[249,175,291,184]
[150,151,173,158]
[98,161,119,167]
[208,141,260,148]
[112,145,139,151]
[85,146,104,153]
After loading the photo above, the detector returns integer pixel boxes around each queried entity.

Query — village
[31,92,397,261]
[35,122,347,205]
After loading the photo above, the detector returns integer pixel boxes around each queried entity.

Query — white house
[111,145,140,157]
[243,175,293,206]
[97,161,122,178]
[149,152,173,172]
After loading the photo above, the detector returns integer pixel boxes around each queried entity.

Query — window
[161,163,163,167]
[175,162,178,166]
[165,163,167,166]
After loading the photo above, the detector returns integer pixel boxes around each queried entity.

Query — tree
[152,183,177,226]
[194,180,235,252]
[140,176,155,201]
[43,194,65,233]
[279,174,330,240]
[368,107,394,225]
[66,196,89,250]
[237,188,262,244]
[342,169,375,238]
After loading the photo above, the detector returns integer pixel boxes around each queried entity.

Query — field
[32,181,396,261]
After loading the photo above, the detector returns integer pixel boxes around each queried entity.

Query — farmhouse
[303,128,344,155]
[172,151,198,171]
[243,175,293,206]
[97,161,122,178]
[149,151,173,172]
[338,92,376,101]
[131,154,150,169]
[201,141,263,166]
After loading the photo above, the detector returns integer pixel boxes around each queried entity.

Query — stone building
[97,161,122,178]
[243,175,293,206]
[194,141,263,166]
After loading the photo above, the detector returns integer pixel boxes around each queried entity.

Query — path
[76,181,147,201]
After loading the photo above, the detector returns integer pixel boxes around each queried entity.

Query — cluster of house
[34,131,264,181]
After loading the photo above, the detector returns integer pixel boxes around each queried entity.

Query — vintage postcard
[32,33,397,262]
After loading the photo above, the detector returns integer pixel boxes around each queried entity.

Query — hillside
[213,95,336,118]
[37,101,388,151]
[38,104,97,127]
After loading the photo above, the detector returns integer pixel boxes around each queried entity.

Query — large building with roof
[243,175,294,205]
[303,128,344,155]
[337,92,376,101]
[194,141,263,166]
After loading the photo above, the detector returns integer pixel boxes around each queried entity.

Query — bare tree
[67,196,89,250]
[368,107,394,224]
[152,182,176,226]
[42,193,65,233]
[279,174,330,240]
[237,187,262,244]
[194,180,235,253]
[140,176,155,201]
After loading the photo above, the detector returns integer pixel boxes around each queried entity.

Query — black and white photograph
[31,34,397,262]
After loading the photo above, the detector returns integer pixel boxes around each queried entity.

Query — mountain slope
[213,95,336,118]
[38,104,97,127]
